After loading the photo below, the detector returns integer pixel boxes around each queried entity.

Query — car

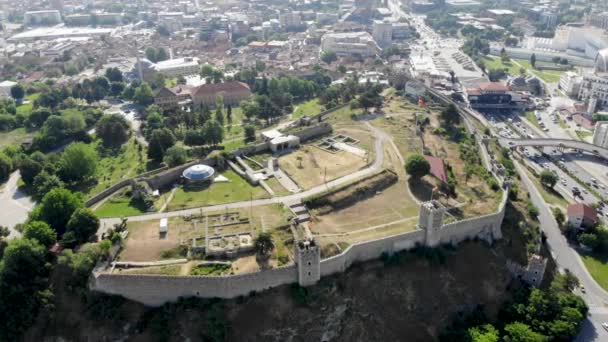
[580,285,586,293]
[602,322,608,332]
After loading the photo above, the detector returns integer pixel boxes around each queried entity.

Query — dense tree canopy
[405,154,430,179]
[23,221,57,248]
[32,188,83,235]
[58,142,98,183]
[66,208,99,245]
[96,114,130,148]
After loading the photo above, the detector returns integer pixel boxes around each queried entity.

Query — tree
[134,83,154,107]
[0,152,12,183]
[66,208,99,245]
[226,105,232,125]
[503,322,547,342]
[540,169,558,189]
[0,238,49,341]
[156,48,169,62]
[254,232,274,256]
[104,67,123,82]
[96,114,130,148]
[145,47,157,62]
[33,188,83,235]
[448,70,456,84]
[202,120,224,145]
[552,207,565,225]
[467,324,499,342]
[10,84,25,103]
[215,106,225,125]
[19,157,43,186]
[530,53,537,68]
[405,154,430,179]
[439,104,460,126]
[321,50,337,64]
[23,221,56,248]
[244,125,256,143]
[163,145,187,167]
[147,128,176,161]
[58,142,98,183]
[578,233,599,249]
[32,171,64,200]
[241,100,261,120]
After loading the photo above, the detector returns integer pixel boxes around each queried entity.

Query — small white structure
[260,129,283,142]
[0,80,17,98]
[270,135,300,152]
[159,218,168,235]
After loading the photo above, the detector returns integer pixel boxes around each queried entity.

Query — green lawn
[0,127,35,148]
[16,93,39,117]
[581,253,608,291]
[190,263,231,276]
[94,195,148,218]
[524,111,541,130]
[166,169,270,211]
[482,56,522,75]
[575,130,593,141]
[292,99,323,119]
[85,139,147,197]
[514,59,564,83]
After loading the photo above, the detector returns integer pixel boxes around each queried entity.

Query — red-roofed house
[567,203,598,228]
[424,155,448,183]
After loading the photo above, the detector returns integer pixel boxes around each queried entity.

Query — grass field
[292,99,323,119]
[0,127,35,148]
[482,57,565,83]
[482,56,522,75]
[16,93,39,117]
[527,170,569,210]
[576,130,592,142]
[582,253,608,291]
[515,59,564,83]
[166,170,269,211]
[85,139,147,197]
[94,194,148,218]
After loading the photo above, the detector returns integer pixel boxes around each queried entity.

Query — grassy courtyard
[94,193,148,218]
[292,99,324,119]
[166,170,270,211]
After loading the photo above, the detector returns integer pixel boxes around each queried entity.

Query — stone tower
[418,201,445,247]
[295,238,321,287]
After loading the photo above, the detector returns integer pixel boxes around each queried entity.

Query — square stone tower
[418,201,445,247]
[295,238,321,287]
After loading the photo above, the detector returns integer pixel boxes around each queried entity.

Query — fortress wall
[92,265,298,307]
[85,179,133,207]
[292,122,333,142]
[440,189,509,245]
[320,230,426,277]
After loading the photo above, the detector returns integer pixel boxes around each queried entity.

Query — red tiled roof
[424,155,448,183]
[567,203,598,223]
[478,82,510,92]
[192,81,250,96]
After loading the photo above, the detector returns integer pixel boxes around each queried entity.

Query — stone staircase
[287,201,311,224]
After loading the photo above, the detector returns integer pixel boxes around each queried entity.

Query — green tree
[0,152,12,182]
[321,50,337,64]
[244,125,256,142]
[10,84,25,102]
[254,232,274,256]
[439,104,460,126]
[147,128,176,161]
[540,169,558,189]
[58,142,98,183]
[202,120,224,145]
[552,207,565,225]
[0,238,50,341]
[405,154,430,179]
[96,113,130,148]
[23,221,57,248]
[156,48,168,62]
[66,208,99,245]
[32,171,64,200]
[530,53,537,68]
[145,47,157,62]
[33,188,83,235]
[503,322,547,342]
[467,324,499,342]
[163,145,187,167]
[104,67,123,82]
[215,106,225,125]
[578,233,599,249]
[134,83,154,107]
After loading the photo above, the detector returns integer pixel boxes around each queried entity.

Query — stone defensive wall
[91,188,509,306]
[91,265,298,306]
[320,230,427,277]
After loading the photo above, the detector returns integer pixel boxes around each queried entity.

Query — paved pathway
[0,171,35,238]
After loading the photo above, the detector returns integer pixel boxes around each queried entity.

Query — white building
[24,10,62,26]
[578,49,608,109]
[593,121,608,148]
[558,71,582,97]
[372,20,392,48]
[154,57,201,77]
[320,32,381,58]
[0,80,17,98]
[279,12,302,29]
[9,27,114,42]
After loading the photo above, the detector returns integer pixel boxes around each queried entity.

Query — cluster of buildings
[558,48,608,112]
[466,82,531,112]
[134,57,201,82]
